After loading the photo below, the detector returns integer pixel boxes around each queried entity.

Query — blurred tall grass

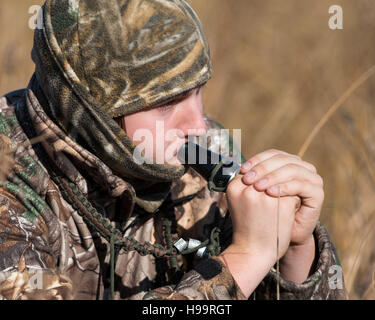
[1,0,375,299]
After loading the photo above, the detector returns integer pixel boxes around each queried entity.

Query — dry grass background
[1,0,375,299]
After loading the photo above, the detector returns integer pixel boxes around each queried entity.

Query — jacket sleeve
[255,222,348,300]
[0,187,72,300]
[143,256,247,300]
[143,221,347,300]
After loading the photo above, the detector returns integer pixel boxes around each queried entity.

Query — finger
[252,163,322,191]
[226,174,248,198]
[242,155,318,185]
[240,149,294,173]
[266,180,324,209]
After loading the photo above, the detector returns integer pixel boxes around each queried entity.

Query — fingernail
[241,162,251,171]
[245,171,256,180]
[256,178,268,187]
[268,186,278,194]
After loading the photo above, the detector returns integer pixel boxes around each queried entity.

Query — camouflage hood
[30,0,212,189]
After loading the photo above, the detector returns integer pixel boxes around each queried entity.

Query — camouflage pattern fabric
[0,90,347,300]
[31,0,211,188]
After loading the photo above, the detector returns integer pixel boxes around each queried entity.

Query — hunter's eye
[159,103,175,113]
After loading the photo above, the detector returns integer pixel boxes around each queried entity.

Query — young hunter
[0,0,347,300]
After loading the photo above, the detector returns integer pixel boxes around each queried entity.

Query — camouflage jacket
[0,89,347,300]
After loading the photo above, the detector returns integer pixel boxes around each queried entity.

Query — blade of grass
[298,65,375,158]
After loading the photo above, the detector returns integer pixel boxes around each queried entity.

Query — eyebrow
[114,85,202,119]
[153,88,195,108]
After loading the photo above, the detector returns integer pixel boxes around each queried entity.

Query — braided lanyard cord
[54,174,178,300]
[162,218,180,273]
[54,175,175,258]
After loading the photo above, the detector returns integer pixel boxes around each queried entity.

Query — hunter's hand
[218,173,299,297]
[225,176,297,260]
[239,149,324,284]
[240,149,323,247]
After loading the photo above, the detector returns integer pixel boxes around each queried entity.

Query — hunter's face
[124,87,207,166]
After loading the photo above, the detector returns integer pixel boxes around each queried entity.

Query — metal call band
[177,142,241,192]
